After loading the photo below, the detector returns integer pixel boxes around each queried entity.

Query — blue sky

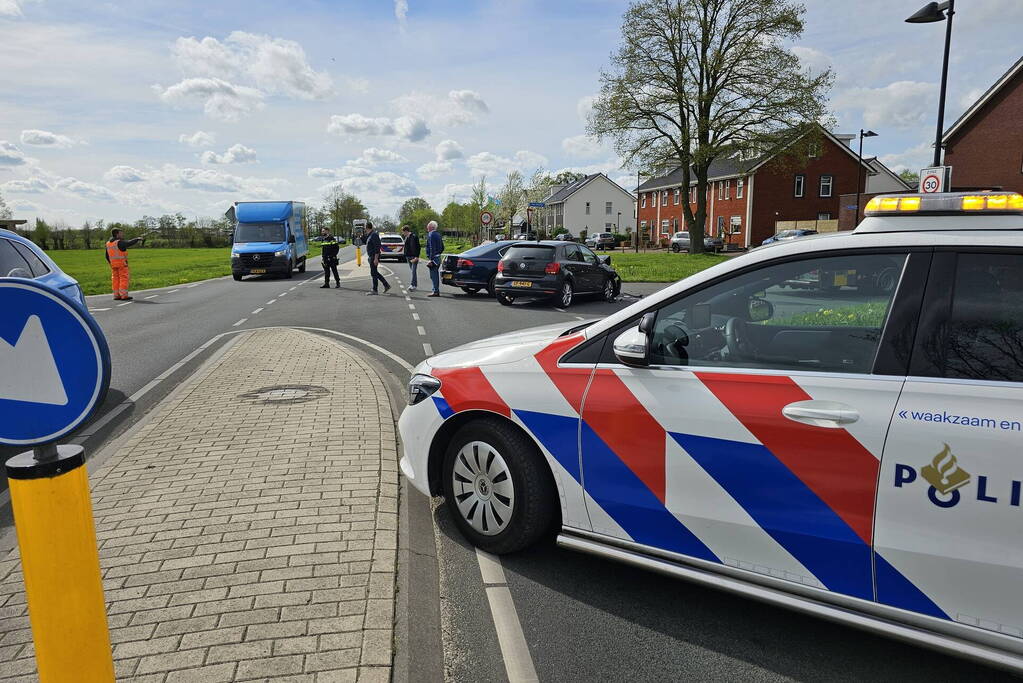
[1,0,1021,224]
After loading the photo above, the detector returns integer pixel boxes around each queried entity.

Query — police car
[398,192,1023,673]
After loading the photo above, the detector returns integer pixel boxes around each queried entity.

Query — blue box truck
[228,201,309,280]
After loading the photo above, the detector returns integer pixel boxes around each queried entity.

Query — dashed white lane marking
[279,292,287,297]
[422,342,433,356]
[575,316,586,321]
[405,296,411,302]
[185,282,201,288]
[289,286,297,291]
[117,301,132,307]
[266,299,276,305]
[89,308,111,312]
[144,295,158,300]
[251,307,264,315]
[412,313,420,321]
[475,548,538,682]
[233,318,247,327]
[408,304,415,310]
[168,289,180,293]
[417,326,426,336]
[554,307,567,313]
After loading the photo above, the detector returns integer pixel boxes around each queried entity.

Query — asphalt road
[1,250,1013,680]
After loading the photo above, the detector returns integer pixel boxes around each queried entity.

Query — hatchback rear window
[504,246,555,261]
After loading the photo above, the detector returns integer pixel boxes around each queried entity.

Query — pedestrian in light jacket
[425,220,444,297]
[402,225,421,291]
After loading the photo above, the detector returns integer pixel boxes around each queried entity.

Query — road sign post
[1,278,114,682]
[919,165,952,193]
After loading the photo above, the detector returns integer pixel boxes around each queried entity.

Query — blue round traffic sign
[0,279,110,446]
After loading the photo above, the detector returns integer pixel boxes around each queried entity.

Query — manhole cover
[238,384,330,405]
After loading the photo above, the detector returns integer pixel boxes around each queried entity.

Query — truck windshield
[235,222,285,243]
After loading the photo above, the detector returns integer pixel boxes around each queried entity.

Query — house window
[717,215,725,236]
[817,212,832,220]
[794,174,805,198]
[641,194,647,208]
[585,201,591,215]
[717,182,723,200]
[673,188,680,205]
[640,220,647,228]
[690,186,696,203]
[725,179,730,200]
[661,219,670,235]
[661,190,668,206]
[808,141,821,158]
[819,174,833,198]
[605,201,613,215]
[736,178,744,199]
[605,222,613,230]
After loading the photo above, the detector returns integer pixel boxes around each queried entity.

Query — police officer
[315,228,341,288]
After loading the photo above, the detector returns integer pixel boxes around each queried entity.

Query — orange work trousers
[111,264,130,299]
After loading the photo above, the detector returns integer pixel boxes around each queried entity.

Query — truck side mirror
[288,234,296,244]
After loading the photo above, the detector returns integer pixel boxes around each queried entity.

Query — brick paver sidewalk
[0,328,398,682]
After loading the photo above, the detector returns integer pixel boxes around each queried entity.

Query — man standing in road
[425,220,444,297]
[315,227,341,289]
[401,225,421,292]
[105,228,144,301]
[363,221,391,295]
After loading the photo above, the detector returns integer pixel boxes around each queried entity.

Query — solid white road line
[168,289,180,293]
[117,301,132,307]
[251,307,264,315]
[475,548,539,682]
[233,318,247,327]
[417,326,426,336]
[144,295,158,300]
[412,313,420,321]
[422,342,433,356]
[185,283,201,288]
[89,308,111,312]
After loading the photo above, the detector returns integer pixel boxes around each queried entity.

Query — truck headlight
[231,253,240,260]
[274,249,286,257]
[408,374,441,406]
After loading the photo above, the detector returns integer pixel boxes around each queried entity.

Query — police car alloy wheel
[442,418,556,554]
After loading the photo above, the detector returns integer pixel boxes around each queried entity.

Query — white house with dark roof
[539,173,636,237]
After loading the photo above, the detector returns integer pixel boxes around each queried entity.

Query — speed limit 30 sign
[480,211,494,226]
[919,166,951,194]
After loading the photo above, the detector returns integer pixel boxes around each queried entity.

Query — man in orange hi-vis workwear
[105,228,144,301]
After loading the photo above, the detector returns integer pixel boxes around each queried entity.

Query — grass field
[608,252,731,282]
[48,248,233,295]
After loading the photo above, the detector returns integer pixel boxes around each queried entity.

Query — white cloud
[448,89,488,114]
[435,139,464,161]
[201,143,258,165]
[2,176,49,193]
[172,32,333,100]
[467,150,548,177]
[327,113,430,142]
[959,87,985,109]
[791,46,832,75]
[0,0,36,17]
[0,141,26,166]
[834,81,937,130]
[577,95,597,124]
[561,134,602,158]
[395,0,408,29]
[393,90,490,127]
[104,166,147,183]
[355,147,408,166]
[307,166,372,180]
[880,140,933,173]
[320,171,419,213]
[159,165,285,198]
[155,78,265,122]
[417,161,454,179]
[179,131,216,147]
[20,129,80,148]
[344,77,370,94]
[54,177,117,202]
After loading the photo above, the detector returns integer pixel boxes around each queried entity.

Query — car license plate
[250,268,266,274]
[442,273,453,280]
[511,280,532,288]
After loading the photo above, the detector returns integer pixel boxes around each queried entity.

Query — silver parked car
[670,231,723,253]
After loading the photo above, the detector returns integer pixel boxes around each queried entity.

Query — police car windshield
[235,222,285,243]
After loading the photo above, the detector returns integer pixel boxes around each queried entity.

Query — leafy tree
[407,207,441,233]
[588,0,831,252]
[498,171,524,229]
[32,218,51,250]
[398,197,432,225]
[0,189,11,220]
[322,185,367,238]
[551,171,585,185]
[373,214,398,232]
[899,169,920,187]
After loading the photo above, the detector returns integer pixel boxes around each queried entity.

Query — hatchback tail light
[457,258,475,268]
[545,262,561,274]
[497,260,505,273]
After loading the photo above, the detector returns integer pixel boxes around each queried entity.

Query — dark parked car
[440,240,517,296]
[554,233,575,242]
[495,241,621,307]
[760,228,817,246]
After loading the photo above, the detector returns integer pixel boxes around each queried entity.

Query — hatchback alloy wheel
[559,281,573,307]
[603,278,616,302]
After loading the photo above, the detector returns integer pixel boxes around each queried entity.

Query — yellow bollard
[355,245,362,267]
[6,445,114,682]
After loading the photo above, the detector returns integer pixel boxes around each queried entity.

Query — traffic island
[0,327,398,682]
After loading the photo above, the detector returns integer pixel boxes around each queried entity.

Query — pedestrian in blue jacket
[425,220,444,297]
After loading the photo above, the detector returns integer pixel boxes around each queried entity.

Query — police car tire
[442,418,557,554]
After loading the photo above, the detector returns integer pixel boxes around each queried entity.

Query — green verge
[48,248,233,295]
[608,252,730,282]
[767,300,889,327]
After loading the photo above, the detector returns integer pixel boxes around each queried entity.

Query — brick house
[635,127,880,248]
[943,56,1023,194]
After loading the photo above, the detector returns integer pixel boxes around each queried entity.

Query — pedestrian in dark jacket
[425,220,444,297]
[401,225,421,291]
[363,222,391,295]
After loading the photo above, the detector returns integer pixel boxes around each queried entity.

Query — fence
[773,219,840,233]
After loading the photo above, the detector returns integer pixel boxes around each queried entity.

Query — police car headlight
[408,374,441,406]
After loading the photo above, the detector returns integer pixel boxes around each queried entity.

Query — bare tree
[588,0,832,252]
[498,171,524,231]
[0,189,11,220]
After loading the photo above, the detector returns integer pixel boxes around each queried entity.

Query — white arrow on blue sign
[528,202,545,208]
[0,278,110,446]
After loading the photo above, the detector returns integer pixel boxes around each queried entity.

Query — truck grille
[239,253,274,267]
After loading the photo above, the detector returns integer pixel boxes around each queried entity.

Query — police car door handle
[781,400,859,428]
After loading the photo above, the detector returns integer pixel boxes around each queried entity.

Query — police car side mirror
[747,297,774,322]
[613,326,650,367]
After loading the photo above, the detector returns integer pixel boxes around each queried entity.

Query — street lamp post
[856,129,878,225]
[906,0,956,167]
